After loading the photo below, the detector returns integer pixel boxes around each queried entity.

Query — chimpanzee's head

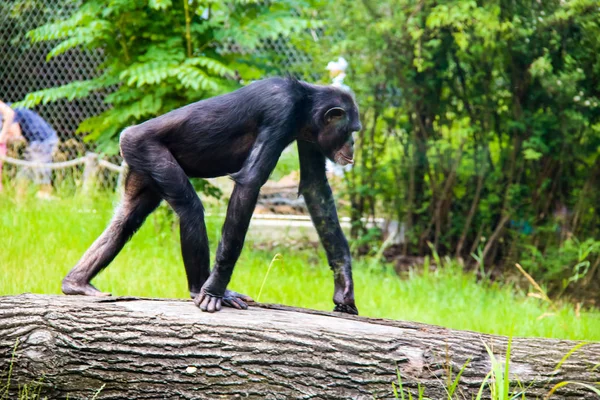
[312,87,362,166]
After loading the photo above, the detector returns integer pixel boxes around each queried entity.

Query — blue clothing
[0,105,59,184]
[1,104,57,143]
[12,107,58,143]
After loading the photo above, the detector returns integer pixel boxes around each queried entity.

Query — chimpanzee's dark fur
[62,77,361,314]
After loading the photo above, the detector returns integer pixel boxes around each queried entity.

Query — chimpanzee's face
[317,99,362,166]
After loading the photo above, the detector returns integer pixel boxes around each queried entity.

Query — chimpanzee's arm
[297,140,358,315]
[196,128,291,312]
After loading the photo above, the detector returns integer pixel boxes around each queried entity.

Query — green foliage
[294,0,600,294]
[481,338,516,400]
[391,365,427,399]
[519,237,600,294]
[14,0,316,154]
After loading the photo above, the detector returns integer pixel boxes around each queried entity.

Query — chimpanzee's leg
[176,188,210,300]
[195,183,260,312]
[129,142,252,308]
[62,170,161,296]
[297,140,358,315]
[196,132,289,312]
[128,144,211,298]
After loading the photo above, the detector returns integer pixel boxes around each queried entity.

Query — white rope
[98,159,124,173]
[0,154,86,169]
[0,153,123,172]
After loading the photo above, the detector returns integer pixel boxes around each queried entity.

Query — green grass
[1,193,599,341]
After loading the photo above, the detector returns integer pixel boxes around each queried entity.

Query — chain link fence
[0,0,314,192]
[0,0,118,189]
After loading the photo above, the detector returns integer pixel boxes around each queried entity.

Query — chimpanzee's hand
[333,274,358,315]
[195,275,225,312]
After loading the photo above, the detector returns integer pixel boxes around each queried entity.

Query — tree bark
[456,171,485,258]
[0,294,598,400]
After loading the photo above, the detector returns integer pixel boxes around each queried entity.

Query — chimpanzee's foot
[62,279,111,297]
[194,289,253,312]
[333,283,358,315]
[223,290,253,310]
[334,303,359,315]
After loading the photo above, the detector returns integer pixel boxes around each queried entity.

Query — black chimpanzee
[62,77,362,314]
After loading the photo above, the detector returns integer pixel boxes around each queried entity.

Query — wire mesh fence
[0,0,119,190]
[0,0,314,192]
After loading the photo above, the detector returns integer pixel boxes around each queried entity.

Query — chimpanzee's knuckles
[193,293,203,307]
[199,296,211,311]
[207,298,216,312]
[334,303,359,315]
[204,296,223,313]
[212,298,221,312]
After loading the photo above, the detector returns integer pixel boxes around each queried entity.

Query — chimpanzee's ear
[324,107,347,123]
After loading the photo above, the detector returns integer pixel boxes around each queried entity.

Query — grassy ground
[1,193,599,341]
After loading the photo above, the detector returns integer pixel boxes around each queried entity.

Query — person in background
[325,57,353,176]
[0,101,58,198]
[326,56,350,92]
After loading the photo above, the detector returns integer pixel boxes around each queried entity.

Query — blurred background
[1,0,599,340]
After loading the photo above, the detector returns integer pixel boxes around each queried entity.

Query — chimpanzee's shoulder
[246,76,298,91]
[234,77,305,106]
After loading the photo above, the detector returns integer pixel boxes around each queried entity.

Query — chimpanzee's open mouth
[340,153,354,164]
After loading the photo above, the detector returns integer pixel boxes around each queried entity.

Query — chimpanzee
[62,77,361,314]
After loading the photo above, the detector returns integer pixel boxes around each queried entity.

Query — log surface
[0,294,598,399]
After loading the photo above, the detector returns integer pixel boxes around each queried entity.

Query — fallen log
[0,294,598,399]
